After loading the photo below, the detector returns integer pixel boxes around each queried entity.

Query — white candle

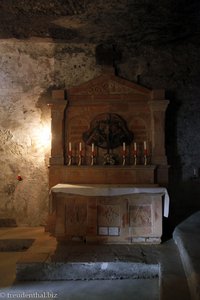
[134,142,137,151]
[123,142,126,151]
[92,143,94,152]
[144,141,147,150]
[69,142,72,152]
[79,142,82,152]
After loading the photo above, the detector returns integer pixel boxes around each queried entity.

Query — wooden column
[48,90,67,165]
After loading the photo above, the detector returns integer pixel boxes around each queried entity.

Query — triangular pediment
[68,73,151,97]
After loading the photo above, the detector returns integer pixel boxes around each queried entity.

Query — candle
[144,141,147,155]
[133,142,137,155]
[123,142,126,152]
[92,143,94,153]
[69,142,72,152]
[79,142,82,152]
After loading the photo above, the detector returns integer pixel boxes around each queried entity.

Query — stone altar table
[49,184,169,244]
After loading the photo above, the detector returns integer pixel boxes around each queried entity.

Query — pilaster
[48,90,67,165]
[149,89,169,165]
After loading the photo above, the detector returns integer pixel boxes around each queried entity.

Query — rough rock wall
[117,43,200,226]
[0,40,99,225]
[118,43,200,179]
[0,38,200,226]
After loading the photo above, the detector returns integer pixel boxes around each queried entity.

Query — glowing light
[35,123,51,149]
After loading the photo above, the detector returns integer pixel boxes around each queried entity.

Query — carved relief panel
[129,204,152,235]
[65,196,87,236]
[98,204,120,227]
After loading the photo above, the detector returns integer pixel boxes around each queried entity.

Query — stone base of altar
[48,184,168,244]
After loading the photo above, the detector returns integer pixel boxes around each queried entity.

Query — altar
[49,184,169,244]
[47,70,169,244]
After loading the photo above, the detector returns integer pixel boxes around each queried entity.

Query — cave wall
[119,43,200,227]
[0,38,200,226]
[0,40,100,225]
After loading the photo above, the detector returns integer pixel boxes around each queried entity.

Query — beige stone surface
[50,190,163,244]
[0,40,100,226]
[49,165,157,187]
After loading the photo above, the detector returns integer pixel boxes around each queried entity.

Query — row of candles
[122,141,148,165]
[68,141,147,154]
[122,141,147,155]
[67,141,149,166]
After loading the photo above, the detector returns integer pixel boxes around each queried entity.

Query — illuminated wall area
[0,40,99,225]
[0,43,50,225]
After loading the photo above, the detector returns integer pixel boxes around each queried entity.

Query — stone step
[0,227,191,300]
[16,243,159,281]
[0,239,34,251]
[16,259,159,281]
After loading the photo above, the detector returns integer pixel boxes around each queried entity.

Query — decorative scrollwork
[83,113,133,150]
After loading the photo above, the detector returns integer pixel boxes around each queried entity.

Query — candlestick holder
[144,154,147,166]
[68,154,72,166]
[133,154,137,165]
[78,154,82,166]
[122,154,126,166]
[90,154,95,166]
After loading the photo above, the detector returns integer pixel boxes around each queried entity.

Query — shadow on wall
[165,89,182,185]
[164,90,200,236]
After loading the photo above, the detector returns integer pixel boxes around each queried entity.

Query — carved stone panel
[129,204,152,235]
[86,80,137,95]
[129,205,152,227]
[65,196,87,235]
[98,204,120,227]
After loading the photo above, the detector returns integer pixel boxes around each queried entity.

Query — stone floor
[0,211,199,300]
[0,278,159,300]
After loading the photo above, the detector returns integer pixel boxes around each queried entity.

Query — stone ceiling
[0,0,200,45]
